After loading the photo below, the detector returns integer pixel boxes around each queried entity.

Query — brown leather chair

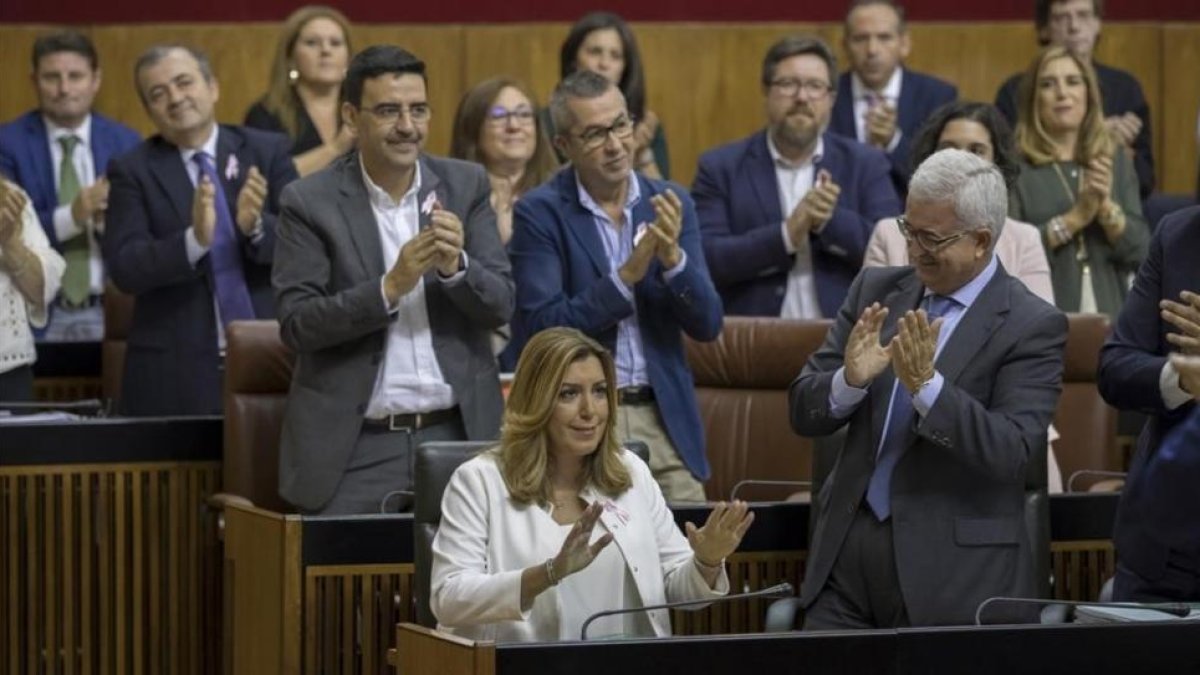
[221,320,296,512]
[1052,313,1121,492]
[101,280,134,405]
[685,317,833,501]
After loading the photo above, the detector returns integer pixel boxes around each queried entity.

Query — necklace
[1050,162,1089,264]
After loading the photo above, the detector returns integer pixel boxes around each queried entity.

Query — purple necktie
[865,294,958,521]
[193,152,255,327]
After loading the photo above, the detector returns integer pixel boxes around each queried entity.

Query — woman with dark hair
[547,12,670,179]
[865,101,1054,305]
[431,327,752,642]
[450,77,558,245]
[1010,46,1147,318]
[245,5,354,176]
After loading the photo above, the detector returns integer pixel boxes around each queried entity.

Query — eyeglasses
[896,216,976,253]
[769,78,834,100]
[364,103,431,124]
[487,106,535,127]
[574,114,635,152]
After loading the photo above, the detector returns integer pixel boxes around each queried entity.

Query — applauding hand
[685,500,754,569]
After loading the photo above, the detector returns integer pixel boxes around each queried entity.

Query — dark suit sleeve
[1139,407,1200,548]
[0,138,57,246]
[437,166,514,329]
[919,307,1067,481]
[241,132,299,267]
[691,154,793,288]
[788,270,868,437]
[509,197,635,337]
[1124,80,1156,198]
[814,157,900,268]
[103,154,203,295]
[660,189,723,341]
[1097,219,1187,418]
[272,183,392,353]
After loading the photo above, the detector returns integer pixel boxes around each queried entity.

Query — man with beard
[272,46,513,514]
[0,31,141,341]
[692,35,901,320]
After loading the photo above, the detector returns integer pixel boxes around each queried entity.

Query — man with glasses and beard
[272,45,513,514]
[506,70,723,504]
[692,35,900,321]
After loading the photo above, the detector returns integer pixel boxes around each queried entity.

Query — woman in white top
[863,101,1063,492]
[0,179,65,400]
[431,327,754,642]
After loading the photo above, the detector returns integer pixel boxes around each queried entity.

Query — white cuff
[184,227,209,266]
[53,204,84,243]
[1160,360,1193,411]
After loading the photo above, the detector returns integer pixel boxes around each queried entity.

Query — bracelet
[544,557,560,586]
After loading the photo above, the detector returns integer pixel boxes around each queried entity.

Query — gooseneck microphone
[974,596,1196,625]
[580,581,795,640]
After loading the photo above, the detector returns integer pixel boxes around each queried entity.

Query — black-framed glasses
[574,114,636,152]
[768,78,834,100]
[364,102,431,124]
[896,215,976,253]
[486,105,535,127]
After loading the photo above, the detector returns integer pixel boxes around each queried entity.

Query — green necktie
[58,135,91,306]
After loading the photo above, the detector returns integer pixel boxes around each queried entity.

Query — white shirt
[554,521,648,640]
[431,450,728,643]
[768,133,825,319]
[44,114,103,294]
[0,183,65,370]
[850,69,904,153]
[360,159,456,417]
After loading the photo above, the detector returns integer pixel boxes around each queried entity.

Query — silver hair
[133,44,215,104]
[548,70,617,137]
[907,148,1007,244]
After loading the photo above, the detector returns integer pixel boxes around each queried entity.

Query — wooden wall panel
[1160,26,1200,197]
[0,22,1196,193]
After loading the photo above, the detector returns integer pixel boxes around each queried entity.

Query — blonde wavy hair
[496,327,631,505]
[261,5,353,141]
[1014,45,1112,166]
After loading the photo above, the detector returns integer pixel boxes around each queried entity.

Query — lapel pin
[420,191,439,215]
[225,155,240,182]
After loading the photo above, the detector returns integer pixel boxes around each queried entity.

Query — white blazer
[431,449,729,642]
[0,181,64,372]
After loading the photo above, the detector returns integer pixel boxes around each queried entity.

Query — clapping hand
[844,302,892,388]
[865,101,898,149]
[890,309,944,394]
[786,170,839,244]
[191,175,217,247]
[1163,290,1200,356]
[235,166,268,234]
[429,205,465,276]
[685,501,754,567]
[647,190,683,268]
[550,502,614,580]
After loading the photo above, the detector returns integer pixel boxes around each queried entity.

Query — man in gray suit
[790,149,1067,628]
[273,46,514,514]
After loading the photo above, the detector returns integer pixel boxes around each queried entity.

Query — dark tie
[192,151,255,327]
[865,294,958,521]
[58,135,91,306]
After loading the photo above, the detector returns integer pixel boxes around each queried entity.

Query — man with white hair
[790,148,1068,628]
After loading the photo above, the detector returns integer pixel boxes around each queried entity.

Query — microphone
[580,581,795,640]
[974,596,1196,625]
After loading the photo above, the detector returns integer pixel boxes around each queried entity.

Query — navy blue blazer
[103,125,297,416]
[692,130,901,318]
[0,110,141,246]
[1098,205,1200,583]
[996,62,1154,198]
[506,168,723,480]
[829,68,957,195]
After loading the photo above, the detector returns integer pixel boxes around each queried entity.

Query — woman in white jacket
[431,327,754,642]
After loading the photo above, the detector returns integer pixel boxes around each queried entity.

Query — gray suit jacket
[273,153,514,511]
[790,264,1067,626]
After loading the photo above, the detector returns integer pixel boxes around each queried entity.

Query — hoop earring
[288,68,299,84]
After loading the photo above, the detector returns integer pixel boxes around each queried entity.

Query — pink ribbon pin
[224,155,239,181]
